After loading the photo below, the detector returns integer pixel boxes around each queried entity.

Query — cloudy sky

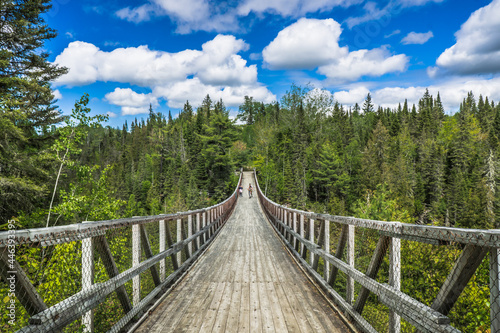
[45,0,500,127]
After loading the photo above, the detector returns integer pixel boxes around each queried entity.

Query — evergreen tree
[362,93,374,114]
[0,0,68,222]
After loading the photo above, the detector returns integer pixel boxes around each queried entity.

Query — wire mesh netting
[0,179,239,333]
[254,170,498,333]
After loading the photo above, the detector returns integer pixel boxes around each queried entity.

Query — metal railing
[0,171,242,333]
[254,170,498,333]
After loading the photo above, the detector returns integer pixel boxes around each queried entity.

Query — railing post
[196,213,201,250]
[208,209,212,238]
[309,218,315,265]
[293,212,298,251]
[188,214,193,257]
[324,219,330,281]
[219,205,222,225]
[202,211,206,245]
[389,230,401,333]
[159,219,165,281]
[132,223,141,306]
[177,218,182,266]
[300,214,305,255]
[283,208,290,242]
[346,224,355,305]
[278,207,282,233]
[490,248,500,333]
[209,209,213,234]
[82,222,94,333]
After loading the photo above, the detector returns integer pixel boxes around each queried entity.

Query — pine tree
[0,0,68,222]
[362,93,374,114]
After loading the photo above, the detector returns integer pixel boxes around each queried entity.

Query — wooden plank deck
[134,172,351,333]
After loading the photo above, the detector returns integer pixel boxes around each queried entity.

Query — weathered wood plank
[225,282,242,332]
[200,282,228,332]
[0,250,47,316]
[354,235,391,314]
[94,235,132,313]
[312,219,326,271]
[238,282,251,333]
[165,220,179,270]
[139,225,161,287]
[431,244,488,315]
[249,281,262,333]
[265,281,287,332]
[328,224,348,287]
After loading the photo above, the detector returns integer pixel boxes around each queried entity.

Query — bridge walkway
[135,172,350,333]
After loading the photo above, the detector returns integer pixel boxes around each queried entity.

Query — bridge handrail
[0,170,243,333]
[256,191,500,247]
[254,169,498,333]
[0,180,241,247]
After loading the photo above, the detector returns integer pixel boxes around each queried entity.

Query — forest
[2,0,500,231]
[3,84,500,231]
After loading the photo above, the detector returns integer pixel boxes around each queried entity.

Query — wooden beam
[194,213,200,252]
[187,215,193,257]
[0,250,47,316]
[159,220,166,281]
[328,224,348,287]
[139,225,161,287]
[354,235,391,314]
[300,214,304,256]
[181,220,190,260]
[82,234,94,333]
[431,244,488,315]
[165,221,179,270]
[132,224,141,305]
[309,219,315,265]
[177,218,182,266]
[94,235,132,313]
[312,220,326,271]
[346,224,355,305]
[301,219,309,261]
[324,219,330,281]
[23,240,187,332]
[389,236,401,333]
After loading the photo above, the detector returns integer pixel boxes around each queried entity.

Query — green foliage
[0,0,68,223]
[353,184,412,223]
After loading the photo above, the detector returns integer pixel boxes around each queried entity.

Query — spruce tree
[0,0,68,222]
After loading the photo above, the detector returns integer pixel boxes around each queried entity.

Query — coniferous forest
[3,81,500,232]
[1,0,500,231]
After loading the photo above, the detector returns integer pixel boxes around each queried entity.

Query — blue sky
[44,0,500,127]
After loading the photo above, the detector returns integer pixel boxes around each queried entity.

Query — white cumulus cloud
[333,77,500,112]
[263,18,347,69]
[54,35,256,88]
[105,88,159,115]
[116,0,363,33]
[153,78,275,109]
[263,18,408,82]
[436,0,500,75]
[53,35,275,113]
[318,47,408,81]
[401,31,433,45]
[333,86,370,105]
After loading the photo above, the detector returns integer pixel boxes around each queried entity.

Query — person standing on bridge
[248,183,253,198]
